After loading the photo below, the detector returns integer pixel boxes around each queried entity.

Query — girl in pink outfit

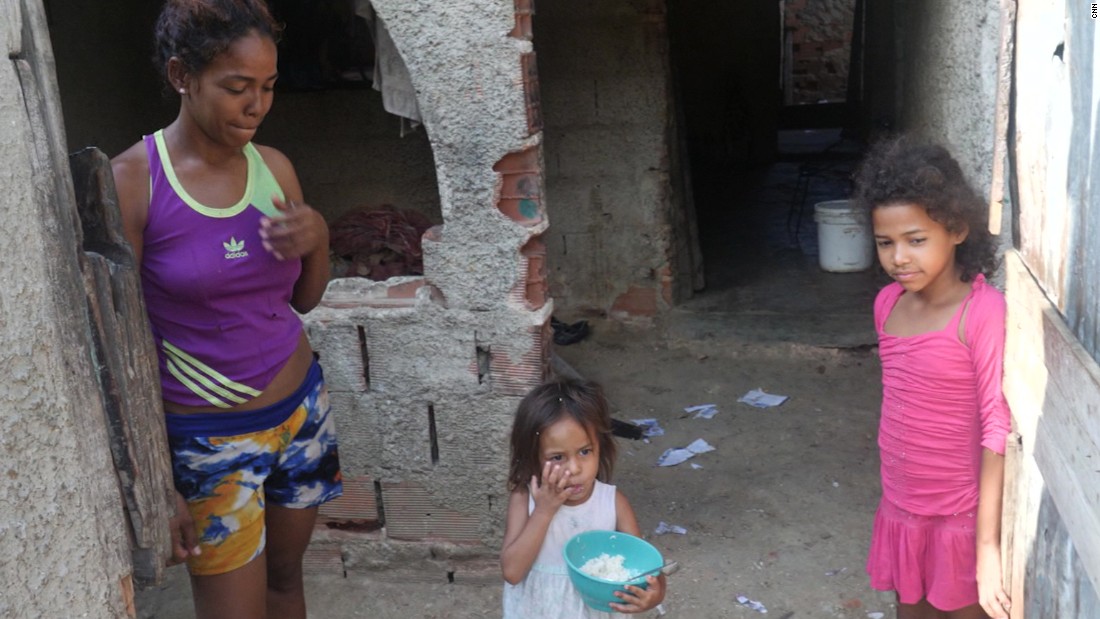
[853,138,1013,619]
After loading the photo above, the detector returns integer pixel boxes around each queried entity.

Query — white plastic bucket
[814,199,873,272]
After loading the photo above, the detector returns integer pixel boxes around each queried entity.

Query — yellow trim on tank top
[153,129,255,218]
[163,339,262,407]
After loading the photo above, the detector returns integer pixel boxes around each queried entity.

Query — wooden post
[71,147,175,586]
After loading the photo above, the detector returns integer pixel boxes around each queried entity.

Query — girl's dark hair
[153,0,282,85]
[852,135,998,281]
[507,379,617,491]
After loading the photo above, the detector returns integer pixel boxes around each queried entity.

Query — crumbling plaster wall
[302,0,552,578]
[895,0,1001,196]
[536,0,681,319]
[1,3,133,615]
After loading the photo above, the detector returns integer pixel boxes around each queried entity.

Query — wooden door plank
[72,147,174,586]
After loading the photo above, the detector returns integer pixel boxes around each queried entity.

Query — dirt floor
[135,326,896,618]
[136,132,900,618]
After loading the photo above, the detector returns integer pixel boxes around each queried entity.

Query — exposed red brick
[386,278,426,299]
[382,481,482,543]
[610,285,658,317]
[510,0,534,40]
[520,52,542,135]
[493,145,540,174]
[521,236,548,309]
[319,475,380,524]
[423,225,444,242]
[494,146,543,225]
[302,543,345,575]
[658,265,673,306]
[490,321,550,395]
[497,198,543,225]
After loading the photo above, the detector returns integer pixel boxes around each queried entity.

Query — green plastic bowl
[563,530,664,612]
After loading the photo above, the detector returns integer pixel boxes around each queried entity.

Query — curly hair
[507,379,617,492]
[153,0,282,88]
[852,136,998,281]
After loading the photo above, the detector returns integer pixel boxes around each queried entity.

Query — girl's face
[538,416,601,506]
[178,30,278,148]
[872,202,968,297]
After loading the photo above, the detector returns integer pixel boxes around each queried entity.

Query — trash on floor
[656,447,694,467]
[684,403,719,419]
[738,388,789,408]
[867,613,885,619]
[736,595,768,613]
[655,521,688,535]
[685,438,715,453]
[631,418,665,438]
[655,438,715,467]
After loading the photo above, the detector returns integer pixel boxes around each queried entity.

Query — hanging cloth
[356,1,422,130]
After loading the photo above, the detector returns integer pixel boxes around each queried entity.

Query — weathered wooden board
[1012,0,1070,304]
[1023,492,1100,618]
[1003,251,1100,606]
[71,148,174,586]
[987,0,1016,234]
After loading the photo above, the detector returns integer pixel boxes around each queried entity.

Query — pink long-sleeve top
[874,274,1012,516]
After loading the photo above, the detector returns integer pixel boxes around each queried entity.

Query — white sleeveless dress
[502,480,620,618]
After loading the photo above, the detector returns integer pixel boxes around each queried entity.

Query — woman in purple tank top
[111,2,342,618]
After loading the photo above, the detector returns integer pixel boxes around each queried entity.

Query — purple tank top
[140,130,303,408]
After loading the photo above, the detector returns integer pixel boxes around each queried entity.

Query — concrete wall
[535,0,681,318]
[894,0,1001,196]
[2,2,134,615]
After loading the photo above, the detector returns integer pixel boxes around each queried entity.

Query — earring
[178,88,186,95]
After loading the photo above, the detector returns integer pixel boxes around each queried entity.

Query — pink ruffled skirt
[866,499,979,611]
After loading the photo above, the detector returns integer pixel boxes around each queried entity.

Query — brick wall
[784,0,855,104]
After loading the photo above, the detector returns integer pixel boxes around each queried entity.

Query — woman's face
[181,30,278,148]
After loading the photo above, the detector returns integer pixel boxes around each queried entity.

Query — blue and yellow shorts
[166,360,342,576]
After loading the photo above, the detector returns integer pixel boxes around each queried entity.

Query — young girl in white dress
[501,379,666,618]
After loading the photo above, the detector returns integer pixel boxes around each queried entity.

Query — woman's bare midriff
[163,331,315,415]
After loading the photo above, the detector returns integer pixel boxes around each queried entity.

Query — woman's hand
[609,573,666,613]
[260,197,328,261]
[528,461,572,516]
[977,542,1010,618]
[167,491,201,566]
